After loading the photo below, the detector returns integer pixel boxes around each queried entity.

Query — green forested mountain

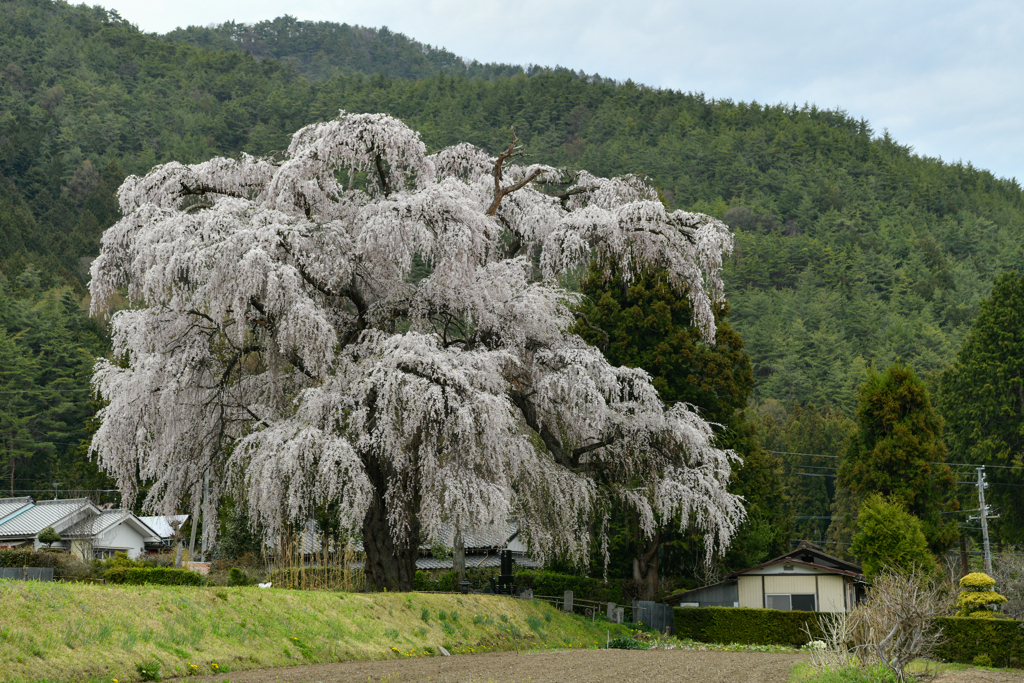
[2,0,1023,552]
[163,15,585,83]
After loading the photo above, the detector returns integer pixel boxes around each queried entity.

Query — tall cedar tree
[578,265,788,598]
[939,271,1024,543]
[837,363,958,555]
[850,493,937,579]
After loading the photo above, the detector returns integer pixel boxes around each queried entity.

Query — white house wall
[95,523,146,558]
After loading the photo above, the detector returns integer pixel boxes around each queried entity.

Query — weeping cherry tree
[89,112,745,590]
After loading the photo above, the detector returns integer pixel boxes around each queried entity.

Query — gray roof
[62,510,161,544]
[138,515,189,540]
[416,553,541,570]
[0,499,99,539]
[0,497,33,524]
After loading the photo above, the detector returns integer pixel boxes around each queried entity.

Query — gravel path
[178,649,807,683]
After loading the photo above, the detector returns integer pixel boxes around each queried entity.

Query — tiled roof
[63,510,161,543]
[0,499,98,538]
[416,553,541,570]
[0,497,33,524]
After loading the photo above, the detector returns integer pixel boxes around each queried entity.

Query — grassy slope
[0,580,636,682]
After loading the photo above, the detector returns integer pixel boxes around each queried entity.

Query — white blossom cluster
[89,111,744,565]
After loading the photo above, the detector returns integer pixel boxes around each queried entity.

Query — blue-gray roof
[0,497,33,525]
[0,499,99,539]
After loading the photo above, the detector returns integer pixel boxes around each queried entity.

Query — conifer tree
[837,363,958,554]
[577,266,787,596]
[940,271,1024,543]
[850,494,936,579]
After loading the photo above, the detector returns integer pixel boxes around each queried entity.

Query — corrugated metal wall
[738,575,762,608]
[817,574,846,612]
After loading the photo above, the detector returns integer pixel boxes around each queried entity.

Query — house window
[783,564,794,571]
[766,593,817,611]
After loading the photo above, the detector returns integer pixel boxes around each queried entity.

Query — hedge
[104,567,204,586]
[412,568,628,604]
[513,570,627,605]
[673,606,825,646]
[0,549,64,570]
[934,616,1024,668]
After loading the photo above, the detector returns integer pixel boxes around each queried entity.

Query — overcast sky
[101,0,1024,185]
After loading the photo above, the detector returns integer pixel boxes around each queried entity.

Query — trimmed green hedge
[934,616,1024,669]
[673,606,825,646]
[0,549,64,570]
[105,567,204,586]
[513,570,627,604]
[413,568,628,603]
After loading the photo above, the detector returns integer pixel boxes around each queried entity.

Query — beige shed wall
[764,574,817,595]
[817,575,846,612]
[738,576,763,608]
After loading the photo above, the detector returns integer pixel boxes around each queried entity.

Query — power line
[768,450,1024,471]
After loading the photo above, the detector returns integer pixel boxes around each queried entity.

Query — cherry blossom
[90,111,744,590]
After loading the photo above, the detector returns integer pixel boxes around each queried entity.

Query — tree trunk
[454,531,466,583]
[632,531,660,602]
[959,535,969,578]
[361,455,420,592]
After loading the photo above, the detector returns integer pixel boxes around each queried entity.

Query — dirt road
[180,649,806,683]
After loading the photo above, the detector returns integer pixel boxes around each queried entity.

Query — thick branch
[508,389,616,471]
[573,311,609,351]
[509,389,572,468]
[485,128,542,216]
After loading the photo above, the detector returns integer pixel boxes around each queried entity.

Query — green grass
[0,581,640,682]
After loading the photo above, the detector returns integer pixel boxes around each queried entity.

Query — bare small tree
[803,610,856,673]
[849,567,949,681]
[990,547,1024,619]
[168,518,185,568]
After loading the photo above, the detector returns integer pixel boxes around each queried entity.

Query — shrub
[106,567,204,586]
[512,570,627,604]
[0,548,93,580]
[0,548,64,570]
[956,572,1008,617]
[673,607,825,646]
[933,616,1024,668]
[607,637,650,650]
[228,567,250,586]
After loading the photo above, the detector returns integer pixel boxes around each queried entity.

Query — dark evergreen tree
[577,265,789,596]
[837,363,958,554]
[939,270,1024,543]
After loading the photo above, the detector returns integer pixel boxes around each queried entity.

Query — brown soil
[178,649,807,683]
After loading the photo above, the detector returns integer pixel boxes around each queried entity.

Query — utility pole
[969,467,999,575]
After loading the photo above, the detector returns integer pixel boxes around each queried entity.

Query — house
[271,519,540,571]
[0,498,160,560]
[0,497,33,524]
[416,522,541,571]
[138,515,190,552]
[666,541,867,613]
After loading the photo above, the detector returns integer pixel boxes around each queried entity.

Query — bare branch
[485,127,543,216]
